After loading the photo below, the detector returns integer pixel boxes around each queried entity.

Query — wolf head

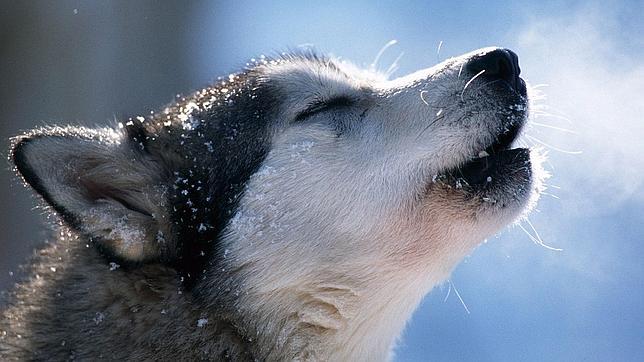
[11,47,543,358]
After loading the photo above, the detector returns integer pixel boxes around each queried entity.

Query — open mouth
[436,118,531,191]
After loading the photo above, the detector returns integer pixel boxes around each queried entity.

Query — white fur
[213,48,542,360]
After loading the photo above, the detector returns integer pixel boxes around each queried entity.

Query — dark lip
[453,148,530,188]
[437,95,529,189]
[432,148,531,196]
[451,117,526,188]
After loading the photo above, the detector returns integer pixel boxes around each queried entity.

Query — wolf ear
[11,126,174,262]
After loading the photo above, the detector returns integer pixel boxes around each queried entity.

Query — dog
[1,47,543,360]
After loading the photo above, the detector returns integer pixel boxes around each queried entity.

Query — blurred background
[1,1,643,360]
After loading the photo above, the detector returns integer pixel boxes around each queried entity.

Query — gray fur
[0,227,254,360]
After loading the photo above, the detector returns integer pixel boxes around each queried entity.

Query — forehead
[255,54,385,99]
[147,52,389,142]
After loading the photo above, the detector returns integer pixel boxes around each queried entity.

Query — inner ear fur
[11,126,175,263]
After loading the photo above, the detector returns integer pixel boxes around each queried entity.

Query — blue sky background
[187,1,644,360]
[1,1,642,360]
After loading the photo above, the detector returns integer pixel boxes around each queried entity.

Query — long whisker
[530,121,577,134]
[461,70,486,101]
[420,90,429,106]
[541,192,560,200]
[450,280,470,314]
[527,218,562,251]
[385,52,405,79]
[436,40,444,64]
[443,281,452,302]
[525,135,582,154]
[370,40,398,72]
[518,218,563,251]
[521,139,556,170]
[530,109,574,124]
[466,78,503,94]
[518,139,530,148]
[416,114,445,140]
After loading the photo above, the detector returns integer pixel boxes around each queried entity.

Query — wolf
[1,47,542,360]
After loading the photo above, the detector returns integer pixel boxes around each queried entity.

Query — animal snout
[465,48,524,92]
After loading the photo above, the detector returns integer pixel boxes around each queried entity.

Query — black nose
[465,48,521,89]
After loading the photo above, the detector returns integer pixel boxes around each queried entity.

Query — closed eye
[294,96,354,122]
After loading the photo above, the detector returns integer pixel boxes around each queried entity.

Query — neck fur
[228,265,449,361]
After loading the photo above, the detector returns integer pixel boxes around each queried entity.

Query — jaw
[431,148,534,210]
[215,177,543,361]
[208,155,544,362]
[210,146,544,361]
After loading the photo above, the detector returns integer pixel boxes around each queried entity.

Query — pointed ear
[11,126,174,262]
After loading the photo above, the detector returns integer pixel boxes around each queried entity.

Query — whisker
[522,140,556,170]
[525,135,582,154]
[450,280,470,314]
[436,40,443,64]
[461,70,486,101]
[530,121,577,134]
[420,90,429,106]
[518,218,563,251]
[530,110,574,124]
[416,114,445,140]
[466,78,503,94]
[443,281,452,302]
[526,218,563,251]
[370,39,398,72]
[541,192,560,200]
[518,223,546,247]
[546,158,556,171]
[385,52,405,79]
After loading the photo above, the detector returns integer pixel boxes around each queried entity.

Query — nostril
[465,48,520,86]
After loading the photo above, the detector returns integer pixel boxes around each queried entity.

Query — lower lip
[455,148,530,187]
